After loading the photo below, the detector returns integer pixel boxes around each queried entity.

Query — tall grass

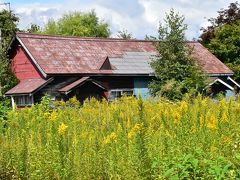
[1,95,240,179]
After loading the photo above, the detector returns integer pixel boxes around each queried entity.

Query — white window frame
[13,95,33,107]
[108,89,134,101]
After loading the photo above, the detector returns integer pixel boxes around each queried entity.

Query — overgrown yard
[1,96,240,179]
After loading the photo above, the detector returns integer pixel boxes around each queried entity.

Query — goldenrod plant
[1,95,240,179]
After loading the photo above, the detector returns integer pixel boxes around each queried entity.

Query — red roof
[5,78,52,95]
[15,32,233,76]
[188,42,233,75]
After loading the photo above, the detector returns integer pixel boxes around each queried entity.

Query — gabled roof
[13,32,233,76]
[5,78,53,96]
[58,77,106,95]
[209,78,234,91]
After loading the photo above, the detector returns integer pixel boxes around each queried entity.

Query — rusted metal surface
[5,78,51,95]
[16,32,233,76]
[188,42,233,75]
[16,32,156,75]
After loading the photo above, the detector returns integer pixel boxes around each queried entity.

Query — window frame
[13,95,33,107]
[108,88,134,101]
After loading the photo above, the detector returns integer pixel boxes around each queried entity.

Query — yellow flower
[207,114,218,130]
[179,101,188,113]
[44,112,50,120]
[67,96,80,106]
[127,123,142,140]
[49,110,58,122]
[103,132,117,144]
[221,136,232,145]
[199,115,205,128]
[58,123,68,135]
[173,111,181,125]
[221,112,229,123]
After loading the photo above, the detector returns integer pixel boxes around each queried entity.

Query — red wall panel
[11,47,42,81]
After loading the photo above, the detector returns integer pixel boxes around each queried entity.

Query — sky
[0,0,235,40]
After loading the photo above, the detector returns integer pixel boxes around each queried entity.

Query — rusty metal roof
[5,78,53,95]
[15,32,233,76]
[188,42,233,75]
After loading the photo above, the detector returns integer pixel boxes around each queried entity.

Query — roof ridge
[16,32,154,42]
[16,32,200,44]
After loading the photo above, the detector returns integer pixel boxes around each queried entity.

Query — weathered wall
[11,46,42,81]
[134,77,152,99]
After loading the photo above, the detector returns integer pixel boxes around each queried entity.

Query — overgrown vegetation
[1,96,240,179]
[149,9,206,100]
[0,10,18,97]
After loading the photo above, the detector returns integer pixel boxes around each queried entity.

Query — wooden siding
[11,46,42,81]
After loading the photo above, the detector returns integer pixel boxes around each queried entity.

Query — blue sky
[0,0,234,40]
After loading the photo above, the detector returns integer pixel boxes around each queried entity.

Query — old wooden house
[5,32,240,107]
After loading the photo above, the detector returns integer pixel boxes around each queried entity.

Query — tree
[0,10,18,98]
[26,23,41,33]
[117,29,134,39]
[149,9,206,100]
[200,2,240,45]
[41,10,110,37]
[200,2,240,81]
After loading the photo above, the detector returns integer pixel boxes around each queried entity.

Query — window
[109,89,134,101]
[14,95,33,106]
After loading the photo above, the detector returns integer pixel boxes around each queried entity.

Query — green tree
[149,9,206,100]
[41,10,110,37]
[200,2,240,45]
[117,29,134,39]
[200,2,240,81]
[26,23,41,33]
[0,10,18,98]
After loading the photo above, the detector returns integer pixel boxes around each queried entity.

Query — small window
[109,89,134,101]
[14,95,33,106]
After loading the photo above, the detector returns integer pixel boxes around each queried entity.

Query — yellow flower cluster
[128,123,142,140]
[173,111,181,125]
[58,123,68,135]
[207,114,218,130]
[49,110,58,122]
[103,132,117,145]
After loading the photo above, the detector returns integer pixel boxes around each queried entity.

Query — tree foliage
[26,23,41,33]
[0,10,18,97]
[117,29,134,39]
[149,9,206,100]
[200,2,240,44]
[200,2,240,81]
[41,10,110,37]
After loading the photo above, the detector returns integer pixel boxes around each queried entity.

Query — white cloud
[11,0,234,40]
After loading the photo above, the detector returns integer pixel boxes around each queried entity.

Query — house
[5,32,239,108]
